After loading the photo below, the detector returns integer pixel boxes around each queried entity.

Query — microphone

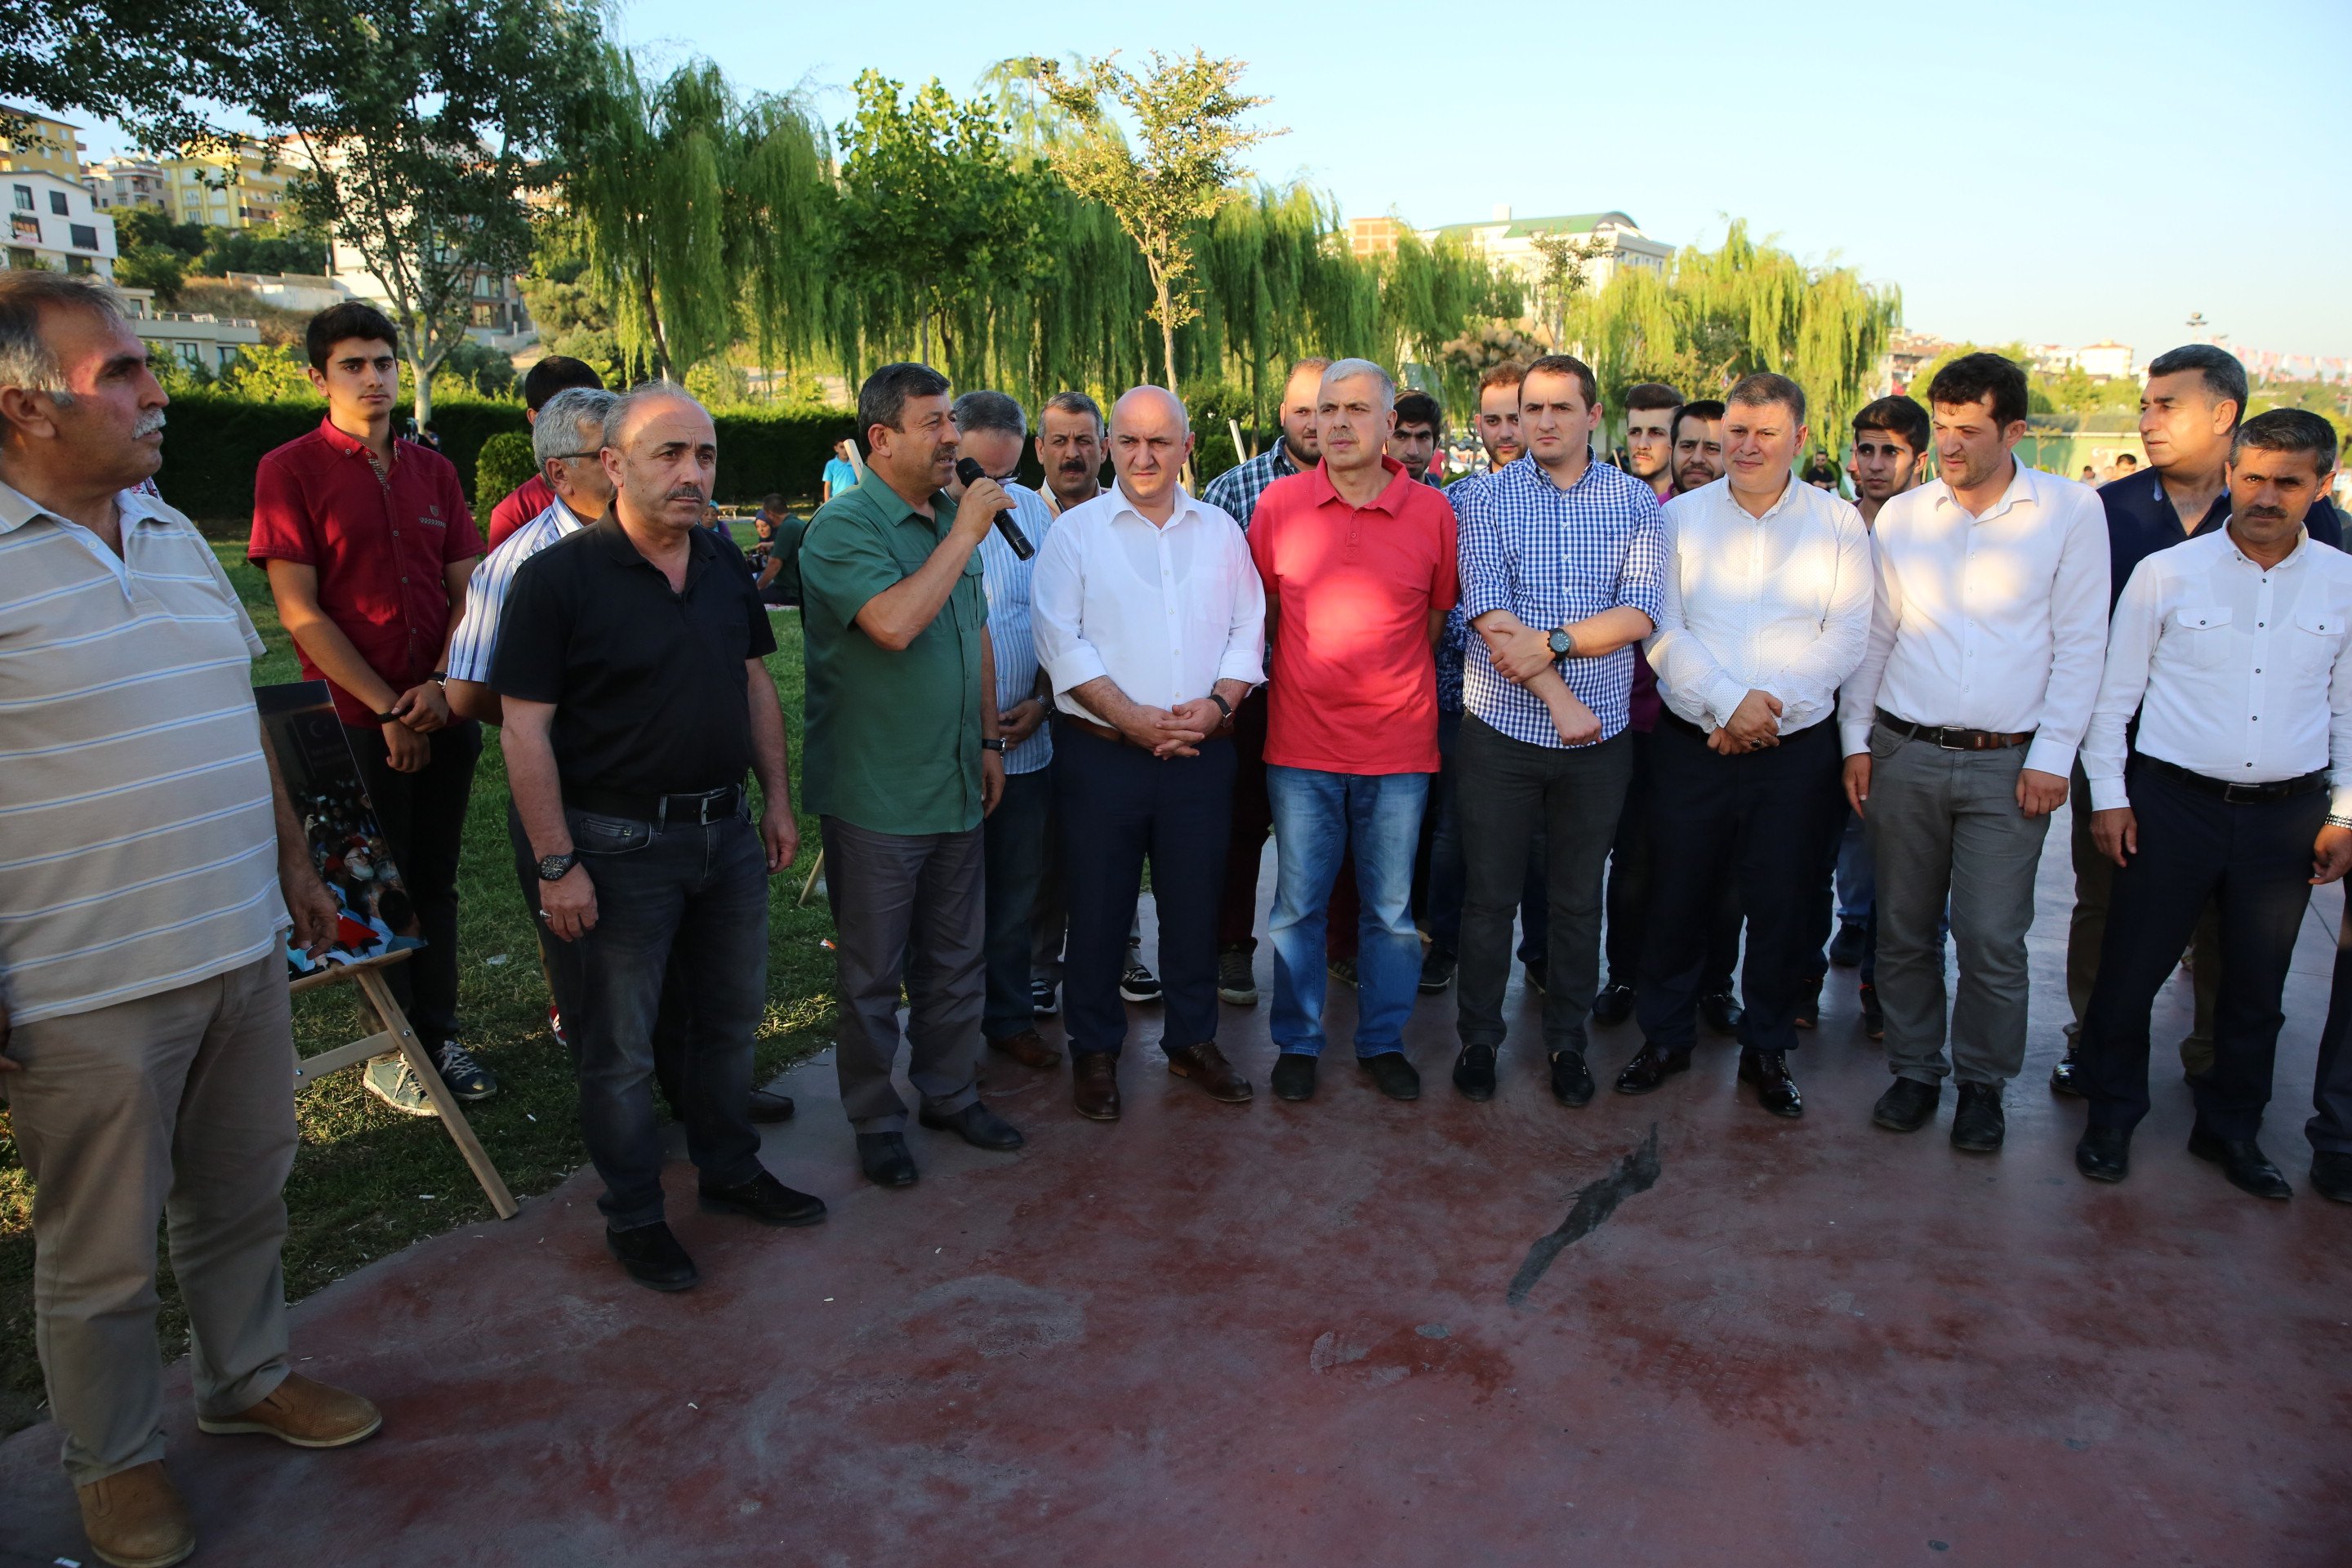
[955,457,1034,560]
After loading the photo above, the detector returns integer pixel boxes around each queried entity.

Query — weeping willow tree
[1572,220,1899,443]
[557,47,830,381]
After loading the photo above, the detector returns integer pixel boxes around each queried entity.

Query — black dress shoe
[748,1087,796,1123]
[1699,991,1744,1035]
[1739,1048,1803,1118]
[1360,1052,1420,1101]
[918,1101,1025,1152]
[1614,1041,1690,1095]
[700,1169,827,1227]
[1950,1082,2005,1152]
[856,1131,920,1187]
[1418,950,1457,994]
[1272,1052,1318,1102]
[1548,1050,1595,1107]
[1872,1076,1940,1133]
[2048,1045,2084,1098]
[1590,982,1635,1027]
[1788,980,1821,1031]
[2075,1125,2131,1183]
[606,1221,697,1291]
[2187,1128,2292,1199]
[1452,1043,1497,1102]
[2311,1150,2352,1202]
[1857,982,1884,1040]
[1827,922,1867,969]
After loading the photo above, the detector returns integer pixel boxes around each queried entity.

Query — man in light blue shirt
[821,439,858,502]
[950,391,1063,1069]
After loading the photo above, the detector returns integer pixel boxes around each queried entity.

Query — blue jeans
[982,768,1050,1040]
[563,804,768,1230]
[1267,766,1429,1058]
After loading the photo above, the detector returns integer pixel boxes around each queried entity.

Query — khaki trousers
[5,955,296,1484]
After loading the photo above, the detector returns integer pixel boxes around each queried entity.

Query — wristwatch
[374,710,402,724]
[980,737,1007,753]
[1208,692,1234,723]
[537,850,579,881]
[1547,627,1577,659]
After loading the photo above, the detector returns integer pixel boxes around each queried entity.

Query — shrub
[472,431,537,522]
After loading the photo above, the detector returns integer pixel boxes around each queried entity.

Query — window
[48,189,68,215]
[69,224,96,251]
[65,255,91,274]
[9,212,37,243]
[6,247,37,270]
[10,185,29,212]
[470,302,497,327]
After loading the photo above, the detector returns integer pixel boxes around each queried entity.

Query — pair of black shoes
[1872,1078,2005,1151]
[2076,1125,2295,1198]
[1613,1042,1801,1116]
[856,1101,1025,1188]
[1272,1052,1421,1102]
[1449,1044,1592,1106]
[607,1169,830,1291]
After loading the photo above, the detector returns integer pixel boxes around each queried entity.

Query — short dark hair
[2115,452,2139,468]
[1726,371,1806,425]
[1522,354,1598,409]
[1853,394,1931,456]
[2232,408,2337,476]
[2146,344,2249,431]
[521,354,604,412]
[761,492,784,511]
[1926,351,2029,430]
[951,389,1028,439]
[1041,389,1103,434]
[305,301,400,372]
[1671,399,1726,447]
[1393,390,1441,433]
[857,362,951,452]
[1624,381,1684,414]
[1286,355,1333,383]
[1477,360,1526,395]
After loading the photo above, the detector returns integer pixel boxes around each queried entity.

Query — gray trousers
[821,815,986,1133]
[4,955,295,1484]
[1866,727,2051,1087]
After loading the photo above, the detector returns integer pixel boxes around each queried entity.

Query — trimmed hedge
[153,392,861,523]
[472,432,537,523]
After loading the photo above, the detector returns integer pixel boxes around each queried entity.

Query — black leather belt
[1657,709,1709,742]
[2139,756,2328,804]
[566,782,743,825]
[1876,708,2034,752]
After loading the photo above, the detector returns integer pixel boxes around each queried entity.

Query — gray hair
[534,386,618,466]
[0,272,132,406]
[951,389,1028,439]
[1042,389,1103,434]
[1321,357,1396,412]
[602,379,703,450]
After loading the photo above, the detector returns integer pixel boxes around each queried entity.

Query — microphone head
[954,457,985,486]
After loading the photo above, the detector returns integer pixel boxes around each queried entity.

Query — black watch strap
[537,851,579,881]
[1208,692,1234,722]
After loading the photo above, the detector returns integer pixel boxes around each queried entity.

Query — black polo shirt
[491,514,777,796]
[2100,471,2343,610]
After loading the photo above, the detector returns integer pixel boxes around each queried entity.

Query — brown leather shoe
[1165,1040,1253,1102]
[197,1371,381,1448]
[77,1460,194,1568]
[988,1027,1063,1069]
[1072,1050,1121,1120]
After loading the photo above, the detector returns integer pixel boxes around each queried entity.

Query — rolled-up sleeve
[1030,518,1107,696]
[1217,528,1267,688]
[1614,495,1666,626]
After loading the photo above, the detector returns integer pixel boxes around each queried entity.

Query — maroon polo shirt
[487,472,555,550]
[249,416,483,724]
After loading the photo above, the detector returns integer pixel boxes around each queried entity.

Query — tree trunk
[411,347,433,434]
[1157,281,1178,393]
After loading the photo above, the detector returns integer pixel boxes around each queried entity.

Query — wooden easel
[291,948,519,1219]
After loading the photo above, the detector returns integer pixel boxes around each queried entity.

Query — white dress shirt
[1646,474,1875,735]
[1031,482,1265,723]
[1838,461,2110,776]
[2083,527,2352,817]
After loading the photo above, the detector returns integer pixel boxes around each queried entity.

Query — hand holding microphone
[955,457,1034,560]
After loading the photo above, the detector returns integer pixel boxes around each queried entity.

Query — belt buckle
[1935,727,1967,751]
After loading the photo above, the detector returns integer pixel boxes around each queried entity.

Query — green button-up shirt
[800,472,988,835]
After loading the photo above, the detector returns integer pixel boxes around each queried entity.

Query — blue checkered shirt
[1455,456,1665,746]
[1201,443,1301,532]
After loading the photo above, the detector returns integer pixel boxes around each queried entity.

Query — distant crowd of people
[3,267,2351,1566]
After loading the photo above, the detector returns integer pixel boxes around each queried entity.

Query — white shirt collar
[1929,457,2042,523]
[1106,480,1205,532]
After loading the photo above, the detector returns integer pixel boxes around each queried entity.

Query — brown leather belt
[1876,709,2034,752]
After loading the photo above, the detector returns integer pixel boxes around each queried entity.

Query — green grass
[0,532,839,1437]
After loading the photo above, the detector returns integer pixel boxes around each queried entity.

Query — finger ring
[537,909,549,920]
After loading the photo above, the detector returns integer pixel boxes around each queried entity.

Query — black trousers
[346,719,480,1048]
[1635,717,1844,1055]
[1604,725,1741,994]
[2079,760,2326,1140]
[2310,900,2352,1156]
[1055,725,1235,1058]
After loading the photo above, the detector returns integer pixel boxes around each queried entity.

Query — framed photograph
[256,680,425,980]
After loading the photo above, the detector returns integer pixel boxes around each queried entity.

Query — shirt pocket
[2289,603,2344,675]
[2168,604,2233,670]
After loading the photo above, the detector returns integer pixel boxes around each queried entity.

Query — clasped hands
[378,679,452,773]
[1706,690,1784,755]
[1116,697,1227,759]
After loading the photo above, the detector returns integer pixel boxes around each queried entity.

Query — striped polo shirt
[0,480,285,1025]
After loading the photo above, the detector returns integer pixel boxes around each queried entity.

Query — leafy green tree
[114,244,187,305]
[1528,230,1611,351]
[440,337,517,397]
[214,341,317,400]
[2,0,261,152]
[1033,51,1281,386]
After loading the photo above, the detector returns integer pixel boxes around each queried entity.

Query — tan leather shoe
[987,1027,1062,1069]
[197,1372,382,1448]
[1165,1041,1253,1102]
[77,1460,194,1568]
[1072,1050,1120,1120]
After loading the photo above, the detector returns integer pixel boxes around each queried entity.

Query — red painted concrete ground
[6,813,2350,1566]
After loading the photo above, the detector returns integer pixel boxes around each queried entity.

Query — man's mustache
[663,487,706,504]
[134,409,167,437]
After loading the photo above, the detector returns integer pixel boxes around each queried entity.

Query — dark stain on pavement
[1507,1123,1661,1307]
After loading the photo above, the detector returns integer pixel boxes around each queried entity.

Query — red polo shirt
[249,416,483,724]
[487,472,555,550]
[1250,457,1458,774]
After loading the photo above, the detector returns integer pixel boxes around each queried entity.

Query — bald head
[599,381,718,538]
[1112,384,1190,438]
[1109,385,1194,517]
